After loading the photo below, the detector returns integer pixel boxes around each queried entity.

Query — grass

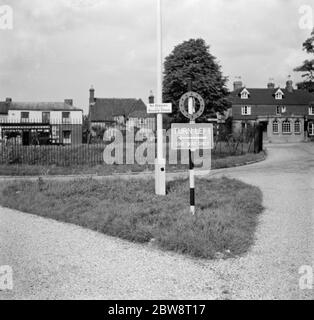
[0,152,265,176]
[0,177,264,259]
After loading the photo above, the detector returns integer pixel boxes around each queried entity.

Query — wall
[233,117,306,143]
[232,104,310,120]
[267,117,305,143]
[127,117,156,131]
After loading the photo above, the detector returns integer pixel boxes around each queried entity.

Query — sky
[0,0,313,114]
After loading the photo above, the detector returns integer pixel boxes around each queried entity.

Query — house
[229,78,314,142]
[88,87,156,139]
[0,98,83,145]
[0,101,9,121]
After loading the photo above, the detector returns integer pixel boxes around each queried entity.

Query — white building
[1,99,83,145]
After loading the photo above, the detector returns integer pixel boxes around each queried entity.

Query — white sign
[171,123,214,150]
[147,103,172,114]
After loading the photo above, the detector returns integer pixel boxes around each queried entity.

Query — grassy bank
[0,177,264,259]
[0,152,265,176]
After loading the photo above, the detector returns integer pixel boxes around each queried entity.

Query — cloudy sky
[0,0,313,113]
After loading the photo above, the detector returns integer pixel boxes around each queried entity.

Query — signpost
[147,103,172,114]
[171,83,214,215]
[155,0,166,196]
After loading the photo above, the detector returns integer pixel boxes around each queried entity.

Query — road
[0,143,313,299]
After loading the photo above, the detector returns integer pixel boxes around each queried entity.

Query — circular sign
[179,91,205,121]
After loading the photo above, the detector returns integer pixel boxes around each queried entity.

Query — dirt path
[0,143,313,299]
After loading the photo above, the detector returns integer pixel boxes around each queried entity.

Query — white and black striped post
[188,79,195,215]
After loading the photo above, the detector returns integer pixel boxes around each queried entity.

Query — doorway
[22,131,30,146]
[259,121,268,140]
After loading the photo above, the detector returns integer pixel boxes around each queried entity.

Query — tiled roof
[0,102,9,114]
[9,102,82,111]
[90,98,150,122]
[229,88,314,105]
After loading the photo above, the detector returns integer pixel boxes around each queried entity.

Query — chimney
[5,97,12,103]
[148,90,154,104]
[267,78,275,89]
[233,77,243,91]
[64,99,73,106]
[89,86,95,104]
[286,76,293,93]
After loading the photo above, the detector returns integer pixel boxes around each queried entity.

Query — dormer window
[240,88,250,99]
[275,89,284,100]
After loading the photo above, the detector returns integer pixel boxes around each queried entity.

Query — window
[309,106,314,115]
[294,120,301,134]
[42,112,50,124]
[241,106,251,115]
[282,120,291,134]
[309,123,314,136]
[21,112,29,123]
[62,112,70,124]
[138,118,145,125]
[275,89,284,100]
[62,130,71,144]
[275,93,282,100]
[276,106,281,115]
[272,120,279,134]
[240,88,250,99]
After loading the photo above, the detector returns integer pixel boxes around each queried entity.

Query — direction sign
[147,103,172,114]
[171,123,214,150]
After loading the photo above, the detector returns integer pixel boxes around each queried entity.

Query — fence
[0,121,263,166]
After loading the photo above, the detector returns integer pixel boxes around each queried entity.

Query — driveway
[0,143,313,300]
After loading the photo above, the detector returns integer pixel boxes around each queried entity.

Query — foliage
[82,115,90,143]
[294,28,314,92]
[163,38,230,122]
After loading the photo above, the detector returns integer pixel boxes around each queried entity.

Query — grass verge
[0,177,263,259]
[0,152,265,176]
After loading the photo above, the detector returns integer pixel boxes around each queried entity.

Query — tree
[163,38,230,122]
[294,29,314,92]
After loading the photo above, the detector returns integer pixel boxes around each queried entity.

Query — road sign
[179,91,205,121]
[147,103,172,114]
[171,123,214,150]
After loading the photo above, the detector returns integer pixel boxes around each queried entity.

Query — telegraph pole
[155,0,166,195]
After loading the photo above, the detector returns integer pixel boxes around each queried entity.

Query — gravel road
[0,143,313,300]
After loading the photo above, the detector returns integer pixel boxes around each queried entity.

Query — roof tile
[229,88,314,105]
[90,98,150,122]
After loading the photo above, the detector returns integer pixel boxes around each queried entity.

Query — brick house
[88,87,156,138]
[230,78,314,142]
[0,98,83,145]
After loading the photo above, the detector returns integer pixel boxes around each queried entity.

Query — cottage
[88,86,155,139]
[230,78,314,142]
[0,98,83,145]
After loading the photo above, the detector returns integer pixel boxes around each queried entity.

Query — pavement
[0,143,313,300]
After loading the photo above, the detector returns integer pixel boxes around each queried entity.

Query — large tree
[163,38,230,122]
[294,29,314,92]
